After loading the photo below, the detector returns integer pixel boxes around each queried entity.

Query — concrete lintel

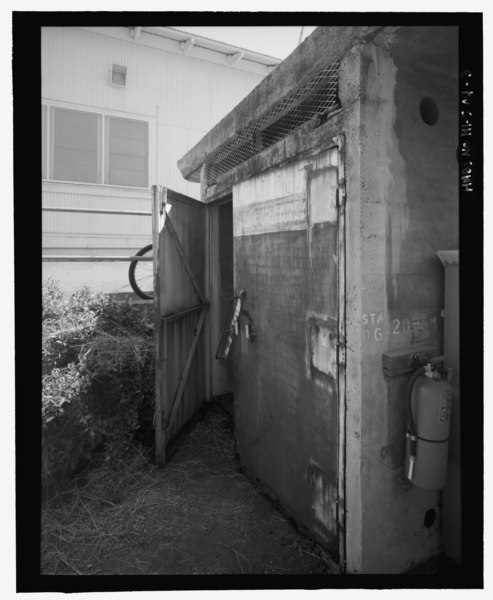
[178,26,383,182]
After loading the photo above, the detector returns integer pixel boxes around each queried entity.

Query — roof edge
[144,27,283,67]
[178,26,382,182]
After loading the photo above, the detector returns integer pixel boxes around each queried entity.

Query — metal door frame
[334,135,347,573]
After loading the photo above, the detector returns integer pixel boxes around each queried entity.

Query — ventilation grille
[110,64,127,87]
[205,61,340,185]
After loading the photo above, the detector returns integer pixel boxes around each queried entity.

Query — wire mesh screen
[205,61,341,185]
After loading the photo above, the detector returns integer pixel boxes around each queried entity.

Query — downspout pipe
[297,26,305,46]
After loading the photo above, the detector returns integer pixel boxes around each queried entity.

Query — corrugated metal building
[42,26,280,294]
[173,26,461,574]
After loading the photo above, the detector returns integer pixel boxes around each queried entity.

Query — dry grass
[41,447,165,575]
[81,325,154,372]
[41,406,329,576]
[40,409,240,575]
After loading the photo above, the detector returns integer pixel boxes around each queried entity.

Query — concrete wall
[345,28,459,573]
[177,25,459,574]
[224,26,459,575]
[339,45,365,574]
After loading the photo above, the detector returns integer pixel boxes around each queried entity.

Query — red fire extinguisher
[405,361,453,490]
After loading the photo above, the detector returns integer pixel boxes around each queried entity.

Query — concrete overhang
[177,26,384,183]
[177,25,459,186]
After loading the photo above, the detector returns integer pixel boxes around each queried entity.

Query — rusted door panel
[157,189,208,448]
[233,147,342,561]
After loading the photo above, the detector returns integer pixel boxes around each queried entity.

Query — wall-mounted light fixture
[109,64,127,87]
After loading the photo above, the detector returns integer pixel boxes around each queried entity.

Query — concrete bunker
[153,26,460,574]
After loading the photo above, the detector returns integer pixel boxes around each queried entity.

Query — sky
[172,26,318,60]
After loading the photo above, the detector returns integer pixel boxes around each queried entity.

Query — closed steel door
[232,144,346,565]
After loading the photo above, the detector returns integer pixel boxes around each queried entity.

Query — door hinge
[337,187,346,208]
[336,335,346,348]
[336,336,346,369]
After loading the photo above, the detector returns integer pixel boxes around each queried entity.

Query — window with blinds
[106,117,148,188]
[42,105,47,180]
[42,106,149,188]
[51,107,101,184]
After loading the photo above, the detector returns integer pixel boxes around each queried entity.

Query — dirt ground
[101,404,330,575]
[41,401,465,580]
[69,403,331,576]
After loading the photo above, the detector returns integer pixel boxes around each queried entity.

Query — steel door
[232,143,346,565]
[152,186,209,464]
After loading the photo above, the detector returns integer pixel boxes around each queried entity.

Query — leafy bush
[42,279,154,497]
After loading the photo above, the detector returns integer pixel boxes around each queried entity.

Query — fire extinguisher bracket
[382,345,438,378]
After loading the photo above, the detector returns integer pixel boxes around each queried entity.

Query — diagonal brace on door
[164,212,206,305]
[164,305,208,432]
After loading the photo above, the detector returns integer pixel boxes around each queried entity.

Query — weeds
[41,282,327,575]
[42,278,154,497]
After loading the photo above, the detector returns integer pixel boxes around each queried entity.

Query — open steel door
[152,186,209,464]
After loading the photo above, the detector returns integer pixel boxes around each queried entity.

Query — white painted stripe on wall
[233,193,307,237]
[234,163,308,208]
[232,147,339,237]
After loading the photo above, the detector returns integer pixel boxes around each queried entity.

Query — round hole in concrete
[423,508,436,528]
[420,97,439,126]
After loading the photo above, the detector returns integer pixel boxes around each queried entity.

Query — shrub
[42,279,154,497]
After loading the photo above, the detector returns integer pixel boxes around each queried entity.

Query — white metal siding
[42,184,152,249]
[41,26,264,193]
[41,27,266,293]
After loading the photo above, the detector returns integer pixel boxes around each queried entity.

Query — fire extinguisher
[405,360,453,490]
